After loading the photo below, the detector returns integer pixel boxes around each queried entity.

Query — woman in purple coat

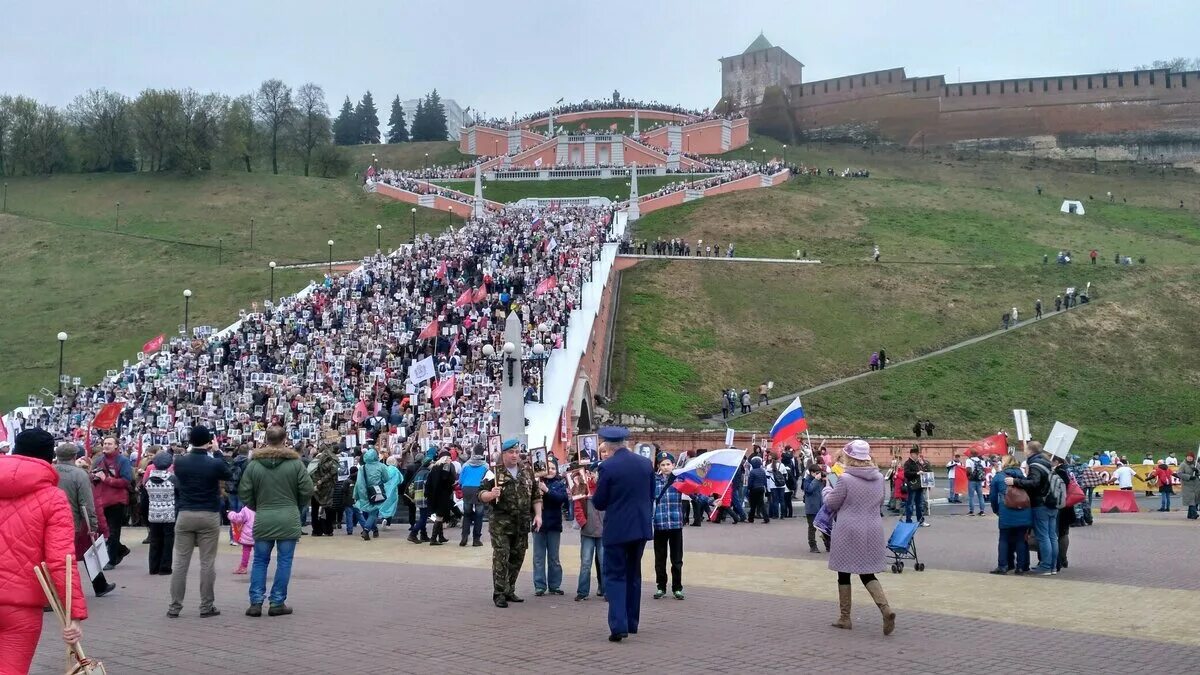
[823,439,896,636]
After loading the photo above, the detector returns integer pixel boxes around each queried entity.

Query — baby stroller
[887,520,925,573]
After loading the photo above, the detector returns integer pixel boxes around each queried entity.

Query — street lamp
[447,205,453,228]
[2,182,7,212]
[250,217,255,250]
[327,239,334,274]
[182,289,192,335]
[783,144,787,165]
[424,152,429,169]
[375,224,382,252]
[115,201,120,230]
[268,261,276,300]
[56,332,68,395]
[410,207,417,244]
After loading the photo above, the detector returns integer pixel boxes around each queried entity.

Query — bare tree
[222,95,258,172]
[132,89,182,171]
[254,79,293,175]
[67,88,134,172]
[292,83,330,177]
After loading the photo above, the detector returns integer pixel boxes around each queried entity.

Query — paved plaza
[32,499,1200,674]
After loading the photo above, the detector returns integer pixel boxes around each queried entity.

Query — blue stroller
[887,520,925,573]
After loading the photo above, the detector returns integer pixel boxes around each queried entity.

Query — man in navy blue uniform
[591,426,654,642]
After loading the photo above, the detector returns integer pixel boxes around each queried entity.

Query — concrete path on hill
[705,302,1093,426]
[618,253,822,265]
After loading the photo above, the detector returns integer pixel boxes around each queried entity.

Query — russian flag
[670,448,744,499]
[770,397,808,448]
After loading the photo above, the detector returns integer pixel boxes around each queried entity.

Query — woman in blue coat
[378,455,404,529]
[989,454,1032,574]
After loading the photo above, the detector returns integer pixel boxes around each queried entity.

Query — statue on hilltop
[613,89,620,104]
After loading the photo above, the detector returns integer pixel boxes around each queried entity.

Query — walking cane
[33,556,107,674]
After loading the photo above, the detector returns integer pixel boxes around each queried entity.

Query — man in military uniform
[479,438,543,608]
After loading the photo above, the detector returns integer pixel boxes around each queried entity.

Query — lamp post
[115,201,120,230]
[250,217,255,250]
[783,144,788,165]
[376,224,382,252]
[56,332,68,395]
[424,152,429,169]
[410,207,417,245]
[327,239,334,274]
[2,182,7,212]
[182,289,192,335]
[268,261,276,300]
[447,205,453,228]
[483,339,549,403]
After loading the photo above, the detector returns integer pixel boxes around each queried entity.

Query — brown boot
[832,585,852,629]
[865,580,896,636]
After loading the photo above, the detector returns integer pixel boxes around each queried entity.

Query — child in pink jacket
[227,505,256,574]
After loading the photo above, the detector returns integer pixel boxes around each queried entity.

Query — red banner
[455,289,474,307]
[418,320,439,340]
[432,375,456,402]
[472,285,487,303]
[435,260,447,280]
[142,334,165,355]
[534,275,557,297]
[92,401,126,430]
[966,433,1008,457]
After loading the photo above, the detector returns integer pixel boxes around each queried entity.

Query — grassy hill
[608,143,1200,449]
[344,141,465,172]
[0,171,462,410]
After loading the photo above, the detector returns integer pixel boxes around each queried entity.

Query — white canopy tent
[1060,200,1085,215]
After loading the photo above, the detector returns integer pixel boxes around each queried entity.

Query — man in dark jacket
[425,452,456,546]
[591,427,653,642]
[458,445,489,546]
[169,426,232,618]
[1006,442,1056,575]
[903,447,927,526]
[801,464,829,553]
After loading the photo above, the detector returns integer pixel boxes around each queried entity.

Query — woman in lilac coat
[823,439,896,636]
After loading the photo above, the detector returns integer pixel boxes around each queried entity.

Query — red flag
[92,401,126,430]
[534,275,558,296]
[432,374,456,402]
[954,467,969,495]
[0,413,8,444]
[435,260,447,280]
[966,432,1009,458]
[609,122,618,130]
[472,285,487,303]
[455,288,474,307]
[418,320,439,340]
[142,333,165,355]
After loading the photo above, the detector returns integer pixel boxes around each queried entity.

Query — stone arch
[573,376,595,434]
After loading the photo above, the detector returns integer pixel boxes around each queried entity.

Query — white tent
[1060,200,1085,215]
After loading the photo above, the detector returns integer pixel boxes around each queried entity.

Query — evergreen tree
[410,98,427,141]
[386,95,409,143]
[332,96,357,145]
[425,89,448,141]
[355,91,380,144]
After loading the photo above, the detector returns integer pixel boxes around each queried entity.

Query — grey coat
[1177,460,1200,507]
[824,467,887,575]
[55,463,98,534]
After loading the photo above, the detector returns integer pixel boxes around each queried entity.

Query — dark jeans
[310,498,335,536]
[147,521,175,574]
[409,506,430,535]
[904,489,924,523]
[731,486,747,521]
[748,487,769,522]
[805,513,830,550]
[91,571,111,595]
[103,503,126,564]
[998,526,1029,571]
[461,498,484,543]
[769,487,786,519]
[653,528,683,592]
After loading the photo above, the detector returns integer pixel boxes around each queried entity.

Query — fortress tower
[719,33,804,112]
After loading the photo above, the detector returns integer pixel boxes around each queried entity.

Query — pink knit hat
[842,439,872,462]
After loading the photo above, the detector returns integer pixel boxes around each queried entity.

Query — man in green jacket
[238,427,314,617]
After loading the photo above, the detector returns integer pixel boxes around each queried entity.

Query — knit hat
[189,425,214,448]
[14,429,55,463]
[843,439,872,462]
[152,451,173,470]
[55,442,79,462]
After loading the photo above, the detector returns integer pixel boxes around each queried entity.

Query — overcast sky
[4,0,1196,116]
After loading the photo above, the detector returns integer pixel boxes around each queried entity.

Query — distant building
[719,32,804,111]
[403,97,467,140]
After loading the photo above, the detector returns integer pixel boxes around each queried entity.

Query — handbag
[1024,529,1039,553]
[1063,476,1086,508]
[1004,484,1030,509]
[365,469,386,505]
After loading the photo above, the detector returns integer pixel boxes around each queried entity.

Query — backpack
[226,458,245,495]
[145,470,177,524]
[1045,471,1067,509]
[968,461,985,482]
[364,467,387,505]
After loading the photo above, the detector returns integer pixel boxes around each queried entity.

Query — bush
[312,144,350,178]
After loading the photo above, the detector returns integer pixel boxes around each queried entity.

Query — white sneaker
[919,521,931,527]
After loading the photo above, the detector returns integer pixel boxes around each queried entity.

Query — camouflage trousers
[491,528,528,598]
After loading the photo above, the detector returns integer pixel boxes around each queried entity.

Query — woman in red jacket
[1,429,87,675]
[1154,463,1176,512]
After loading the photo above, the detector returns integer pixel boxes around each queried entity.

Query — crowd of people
[471,98,743,131]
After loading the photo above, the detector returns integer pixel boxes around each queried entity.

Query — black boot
[430,523,444,546]
[419,530,430,542]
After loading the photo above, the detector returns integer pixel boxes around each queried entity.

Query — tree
[0,95,13,176]
[1133,57,1200,72]
[174,89,226,173]
[292,83,331,176]
[410,98,427,141]
[67,88,135,172]
[355,91,380,144]
[386,95,409,143]
[131,89,183,172]
[424,89,448,142]
[6,98,70,175]
[222,94,259,172]
[254,79,294,174]
[332,96,357,146]
[311,144,350,178]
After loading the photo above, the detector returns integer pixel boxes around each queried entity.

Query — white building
[402,97,467,141]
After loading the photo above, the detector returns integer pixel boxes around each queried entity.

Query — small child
[227,505,256,574]
[338,466,359,535]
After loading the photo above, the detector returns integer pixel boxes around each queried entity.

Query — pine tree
[355,91,380,144]
[410,98,427,141]
[425,89,448,141]
[332,96,357,145]
[386,95,409,143]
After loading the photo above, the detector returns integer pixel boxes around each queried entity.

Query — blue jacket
[990,467,1033,528]
[801,474,826,515]
[174,448,233,512]
[592,447,654,545]
[539,475,568,532]
[747,457,768,489]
